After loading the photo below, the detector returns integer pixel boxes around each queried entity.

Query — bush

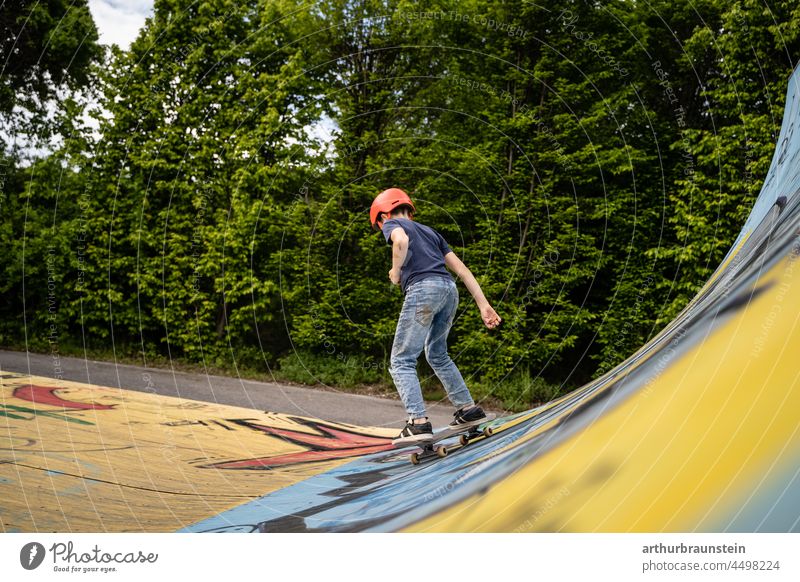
[276,350,387,389]
[473,369,563,412]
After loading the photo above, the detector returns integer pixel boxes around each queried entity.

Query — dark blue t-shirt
[382,218,454,293]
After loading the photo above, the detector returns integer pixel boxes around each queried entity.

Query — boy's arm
[388,227,409,285]
[444,251,501,329]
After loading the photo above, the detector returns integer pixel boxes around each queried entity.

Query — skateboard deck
[392,413,497,465]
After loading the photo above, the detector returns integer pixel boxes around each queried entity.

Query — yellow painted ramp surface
[0,374,395,532]
[407,252,800,532]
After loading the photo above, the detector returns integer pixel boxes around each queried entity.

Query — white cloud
[88,0,154,49]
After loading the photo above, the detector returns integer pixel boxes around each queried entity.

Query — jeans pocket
[414,302,434,326]
[412,288,438,327]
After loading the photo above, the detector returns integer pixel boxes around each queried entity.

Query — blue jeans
[389,277,475,419]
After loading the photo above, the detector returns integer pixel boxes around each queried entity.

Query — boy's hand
[480,304,502,329]
[389,267,401,285]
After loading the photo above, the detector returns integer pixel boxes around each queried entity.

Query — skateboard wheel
[459,434,469,446]
[410,452,420,465]
[436,446,448,458]
[484,426,494,437]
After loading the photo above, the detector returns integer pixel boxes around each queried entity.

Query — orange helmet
[370,188,415,230]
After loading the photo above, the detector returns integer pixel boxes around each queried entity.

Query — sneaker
[450,405,487,427]
[393,419,433,445]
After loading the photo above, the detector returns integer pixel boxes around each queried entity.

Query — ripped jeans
[389,276,474,419]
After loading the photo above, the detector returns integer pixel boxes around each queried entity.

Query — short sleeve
[437,231,452,256]
[381,219,401,245]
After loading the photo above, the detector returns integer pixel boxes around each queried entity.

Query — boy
[370,188,501,444]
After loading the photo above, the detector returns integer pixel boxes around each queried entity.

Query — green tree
[0,0,101,152]
[3,0,799,408]
[649,0,800,324]
[73,0,326,366]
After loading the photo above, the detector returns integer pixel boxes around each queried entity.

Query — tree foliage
[0,0,101,151]
[2,0,799,406]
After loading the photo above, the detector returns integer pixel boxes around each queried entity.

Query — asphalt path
[0,349,460,429]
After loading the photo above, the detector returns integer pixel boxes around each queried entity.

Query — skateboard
[393,414,497,465]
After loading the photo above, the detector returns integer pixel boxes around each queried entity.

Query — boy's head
[370,188,415,230]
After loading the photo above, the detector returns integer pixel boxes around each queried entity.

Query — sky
[87,0,154,48]
[4,2,151,160]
